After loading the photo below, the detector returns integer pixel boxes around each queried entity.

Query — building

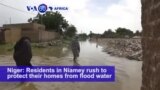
[0,23,60,43]
[0,27,21,43]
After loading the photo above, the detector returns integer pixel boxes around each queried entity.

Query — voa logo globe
[38,4,48,13]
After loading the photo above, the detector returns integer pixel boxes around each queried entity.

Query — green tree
[65,25,77,37]
[89,31,93,38]
[102,29,116,38]
[115,27,134,38]
[28,11,69,34]
[28,18,32,23]
[134,30,141,36]
[78,33,88,40]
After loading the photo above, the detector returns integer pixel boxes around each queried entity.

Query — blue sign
[0,66,115,82]
[27,3,68,13]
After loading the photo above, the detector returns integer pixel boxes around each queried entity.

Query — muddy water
[0,40,142,90]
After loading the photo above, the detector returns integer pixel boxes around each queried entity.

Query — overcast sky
[0,0,142,34]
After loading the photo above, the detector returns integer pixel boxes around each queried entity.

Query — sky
[0,0,142,34]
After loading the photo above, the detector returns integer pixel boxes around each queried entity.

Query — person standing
[71,36,80,62]
[13,37,32,66]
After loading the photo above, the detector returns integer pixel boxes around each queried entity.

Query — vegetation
[0,44,14,55]
[28,11,68,34]
[64,25,77,38]
[101,27,141,38]
[78,33,88,40]
[28,12,140,39]
[28,11,77,38]
[115,28,134,38]
[134,30,142,36]
[89,31,101,38]
[102,29,116,38]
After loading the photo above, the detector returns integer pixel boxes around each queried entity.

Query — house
[0,27,21,43]
[0,23,60,43]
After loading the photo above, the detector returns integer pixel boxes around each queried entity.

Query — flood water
[0,40,142,90]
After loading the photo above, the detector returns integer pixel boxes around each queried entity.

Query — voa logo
[27,4,68,13]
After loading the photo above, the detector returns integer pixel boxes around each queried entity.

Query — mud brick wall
[39,30,60,42]
[21,30,39,42]
[141,0,160,90]
[4,28,21,43]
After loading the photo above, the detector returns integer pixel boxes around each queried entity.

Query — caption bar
[0,66,115,82]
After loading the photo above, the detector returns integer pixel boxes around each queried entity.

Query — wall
[21,30,39,42]
[1,23,60,43]
[4,28,21,43]
[3,23,45,31]
[22,30,60,42]
[40,30,60,42]
[141,0,160,90]
[0,30,4,43]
